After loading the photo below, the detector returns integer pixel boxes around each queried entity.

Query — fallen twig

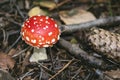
[58,38,106,68]
[49,58,74,80]
[60,16,120,33]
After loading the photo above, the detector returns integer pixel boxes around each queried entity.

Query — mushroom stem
[29,48,48,62]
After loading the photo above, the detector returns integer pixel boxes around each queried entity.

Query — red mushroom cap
[21,15,60,48]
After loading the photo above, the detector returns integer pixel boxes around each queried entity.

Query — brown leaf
[59,8,96,25]
[28,6,46,17]
[39,1,56,10]
[0,52,15,70]
[105,69,120,79]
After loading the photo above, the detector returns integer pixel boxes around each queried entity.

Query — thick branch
[60,16,120,33]
[58,38,106,68]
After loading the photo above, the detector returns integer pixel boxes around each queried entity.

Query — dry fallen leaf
[28,6,46,17]
[39,1,56,10]
[59,8,96,25]
[104,69,120,79]
[0,52,15,70]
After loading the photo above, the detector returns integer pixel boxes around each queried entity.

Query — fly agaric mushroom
[21,15,60,48]
[21,15,60,62]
